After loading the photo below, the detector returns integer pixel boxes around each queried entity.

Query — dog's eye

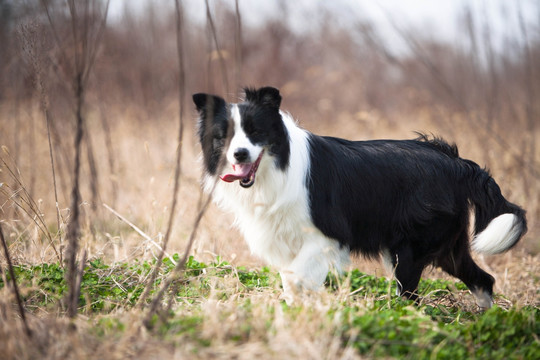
[251,129,264,137]
[213,138,224,149]
[213,129,225,139]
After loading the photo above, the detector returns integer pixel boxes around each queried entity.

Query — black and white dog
[193,86,527,308]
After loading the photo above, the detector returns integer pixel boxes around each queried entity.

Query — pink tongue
[220,163,253,182]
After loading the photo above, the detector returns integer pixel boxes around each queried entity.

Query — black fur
[193,93,230,175]
[194,88,290,172]
[244,86,282,109]
[238,88,290,170]
[307,134,527,299]
[194,86,527,304]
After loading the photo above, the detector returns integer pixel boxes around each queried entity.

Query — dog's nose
[233,148,250,162]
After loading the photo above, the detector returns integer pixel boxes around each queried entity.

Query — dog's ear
[192,93,227,144]
[193,93,225,113]
[244,87,281,109]
[192,93,208,112]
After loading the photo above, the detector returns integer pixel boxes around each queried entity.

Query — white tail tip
[472,214,522,255]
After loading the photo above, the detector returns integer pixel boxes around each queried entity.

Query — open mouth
[220,150,264,188]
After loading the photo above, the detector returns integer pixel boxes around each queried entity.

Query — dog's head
[193,87,290,188]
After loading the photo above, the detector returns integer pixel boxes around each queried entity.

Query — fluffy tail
[468,169,527,255]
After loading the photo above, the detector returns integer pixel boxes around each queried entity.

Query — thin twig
[143,93,234,327]
[205,0,229,93]
[234,0,243,91]
[45,104,62,235]
[143,191,214,328]
[83,121,100,213]
[0,223,32,338]
[58,0,111,319]
[97,100,118,208]
[64,70,84,318]
[40,0,72,79]
[19,20,62,235]
[517,1,537,195]
[84,0,110,85]
[137,0,186,309]
[71,249,87,315]
[0,151,61,262]
[102,203,177,265]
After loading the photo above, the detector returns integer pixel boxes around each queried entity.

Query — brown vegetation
[0,1,538,358]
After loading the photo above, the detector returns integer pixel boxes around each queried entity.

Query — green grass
[2,256,538,359]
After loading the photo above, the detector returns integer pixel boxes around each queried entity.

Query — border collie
[193,86,527,308]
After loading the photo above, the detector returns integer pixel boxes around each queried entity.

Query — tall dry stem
[97,101,118,208]
[40,0,111,318]
[0,224,32,338]
[138,0,187,309]
[143,192,214,328]
[205,0,229,94]
[234,0,243,91]
[144,93,233,327]
[19,20,63,236]
[0,149,61,262]
[83,121,101,213]
[64,71,84,318]
[517,2,538,197]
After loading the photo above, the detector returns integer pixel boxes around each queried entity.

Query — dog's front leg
[279,269,302,305]
[279,238,348,304]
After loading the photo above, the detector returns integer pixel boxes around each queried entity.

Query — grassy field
[1,1,539,359]
[1,109,539,359]
[1,253,539,359]
[1,94,539,359]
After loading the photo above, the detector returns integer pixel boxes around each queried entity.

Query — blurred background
[0,0,538,268]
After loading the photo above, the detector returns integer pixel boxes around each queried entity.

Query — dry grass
[1,103,538,359]
[0,1,539,358]
[2,101,538,262]
[0,249,537,359]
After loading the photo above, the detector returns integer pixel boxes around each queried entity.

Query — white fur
[471,213,521,255]
[381,249,401,296]
[204,109,350,301]
[227,105,262,164]
[381,248,394,276]
[471,288,493,309]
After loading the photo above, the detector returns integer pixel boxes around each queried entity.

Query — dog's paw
[279,291,296,305]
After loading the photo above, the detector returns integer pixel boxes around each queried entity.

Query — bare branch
[205,0,229,94]
[143,190,214,328]
[0,224,32,338]
[234,0,243,91]
[102,203,177,265]
[138,0,187,309]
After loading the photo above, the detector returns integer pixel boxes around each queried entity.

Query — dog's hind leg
[437,230,495,309]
